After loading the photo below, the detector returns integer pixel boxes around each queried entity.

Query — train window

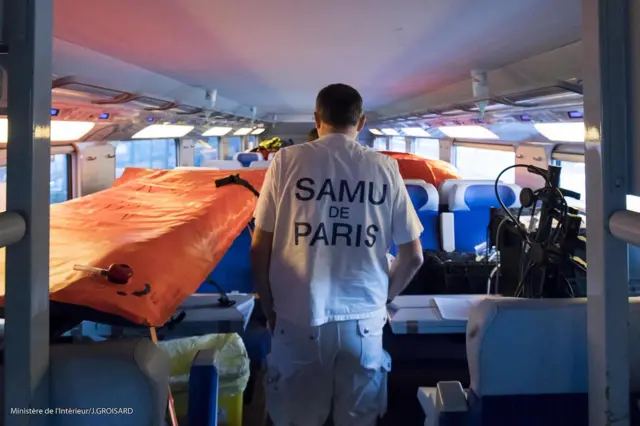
[389,136,407,152]
[556,161,586,208]
[412,138,440,159]
[246,135,257,150]
[0,153,70,204]
[111,139,178,178]
[226,137,242,159]
[627,195,640,213]
[50,154,70,204]
[455,146,516,183]
[373,138,387,150]
[194,138,219,166]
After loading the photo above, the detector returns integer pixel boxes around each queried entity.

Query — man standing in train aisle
[250,83,424,426]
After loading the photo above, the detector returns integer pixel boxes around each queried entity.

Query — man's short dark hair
[316,84,363,128]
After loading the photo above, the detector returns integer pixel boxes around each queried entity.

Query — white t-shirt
[253,133,423,326]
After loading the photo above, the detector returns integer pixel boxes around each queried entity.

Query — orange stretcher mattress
[0,168,266,327]
[379,151,461,187]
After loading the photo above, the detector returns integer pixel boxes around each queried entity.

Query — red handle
[106,263,134,284]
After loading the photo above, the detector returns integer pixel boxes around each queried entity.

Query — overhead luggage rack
[171,105,204,115]
[130,95,178,111]
[52,76,137,104]
[373,80,585,126]
[51,75,274,124]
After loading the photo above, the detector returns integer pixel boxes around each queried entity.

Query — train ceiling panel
[52,0,581,118]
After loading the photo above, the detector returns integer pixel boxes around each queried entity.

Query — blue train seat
[40,338,170,426]
[438,179,499,211]
[249,159,271,169]
[445,181,521,253]
[27,339,223,425]
[418,297,640,426]
[198,225,254,294]
[234,152,263,167]
[390,179,439,255]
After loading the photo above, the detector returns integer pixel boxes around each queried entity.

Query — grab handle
[73,263,134,284]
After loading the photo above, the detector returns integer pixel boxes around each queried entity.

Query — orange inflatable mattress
[0,168,266,327]
[379,151,461,187]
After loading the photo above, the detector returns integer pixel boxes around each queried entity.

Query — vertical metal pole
[584,0,631,424]
[439,139,453,163]
[220,137,229,159]
[4,0,53,424]
[405,136,412,154]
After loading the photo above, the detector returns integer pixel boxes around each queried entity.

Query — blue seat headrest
[404,179,438,211]
[235,152,261,167]
[438,179,498,201]
[449,183,522,211]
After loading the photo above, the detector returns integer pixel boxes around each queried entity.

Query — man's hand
[250,226,277,334]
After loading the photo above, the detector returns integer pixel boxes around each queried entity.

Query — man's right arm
[250,154,279,330]
[250,226,276,329]
[388,162,424,301]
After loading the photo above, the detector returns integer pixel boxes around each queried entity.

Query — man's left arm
[250,155,279,331]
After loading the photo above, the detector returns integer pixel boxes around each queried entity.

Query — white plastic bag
[159,333,250,396]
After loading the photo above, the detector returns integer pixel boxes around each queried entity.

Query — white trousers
[264,314,391,426]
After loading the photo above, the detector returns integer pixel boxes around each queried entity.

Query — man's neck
[318,127,358,139]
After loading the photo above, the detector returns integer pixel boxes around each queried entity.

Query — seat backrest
[405,179,439,212]
[438,179,498,209]
[234,152,263,167]
[249,159,272,169]
[389,180,439,257]
[267,152,276,160]
[47,338,170,426]
[201,225,255,294]
[465,297,640,426]
[201,159,243,170]
[446,182,521,253]
[404,179,439,251]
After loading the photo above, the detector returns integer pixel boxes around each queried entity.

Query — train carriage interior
[0,0,639,425]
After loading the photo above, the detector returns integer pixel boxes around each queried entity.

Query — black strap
[205,279,237,308]
[215,174,260,197]
[163,311,187,330]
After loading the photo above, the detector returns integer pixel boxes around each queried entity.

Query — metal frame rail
[584,0,640,425]
[0,0,53,425]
